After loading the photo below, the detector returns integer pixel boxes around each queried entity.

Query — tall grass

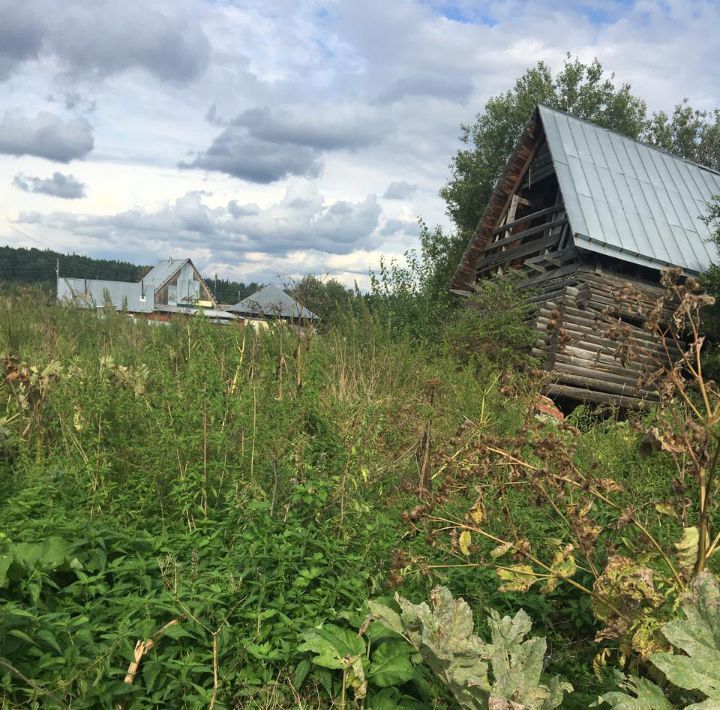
[0,288,689,707]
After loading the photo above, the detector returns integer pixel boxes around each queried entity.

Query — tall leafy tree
[646,101,720,171]
[290,275,357,324]
[440,56,649,236]
[440,55,720,237]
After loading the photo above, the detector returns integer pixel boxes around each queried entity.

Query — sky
[0,0,719,288]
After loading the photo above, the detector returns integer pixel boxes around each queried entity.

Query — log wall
[527,263,678,407]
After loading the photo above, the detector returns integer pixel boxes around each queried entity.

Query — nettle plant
[399,272,720,696]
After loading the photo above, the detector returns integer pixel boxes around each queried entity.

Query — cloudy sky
[1,0,718,287]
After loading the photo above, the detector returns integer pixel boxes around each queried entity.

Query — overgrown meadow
[1,286,718,709]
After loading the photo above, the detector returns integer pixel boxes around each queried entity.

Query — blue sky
[0,0,718,287]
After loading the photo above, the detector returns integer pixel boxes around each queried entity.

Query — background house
[58,257,238,324]
[226,285,318,326]
[451,104,720,406]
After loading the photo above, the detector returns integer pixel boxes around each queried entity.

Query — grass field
[0,288,716,708]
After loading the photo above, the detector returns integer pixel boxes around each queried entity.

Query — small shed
[226,285,318,324]
[451,104,720,406]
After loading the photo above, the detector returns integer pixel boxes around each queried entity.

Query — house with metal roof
[451,104,720,407]
[226,285,318,325]
[57,257,238,324]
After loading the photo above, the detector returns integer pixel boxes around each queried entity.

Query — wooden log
[517,263,577,289]
[557,345,656,373]
[549,370,643,397]
[536,316,678,360]
[544,383,652,407]
[552,359,655,392]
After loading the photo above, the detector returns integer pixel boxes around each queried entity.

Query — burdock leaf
[649,573,720,705]
[367,586,571,708]
[594,672,673,708]
[366,601,403,636]
[674,527,701,578]
[459,530,472,557]
[368,639,414,687]
[497,565,538,593]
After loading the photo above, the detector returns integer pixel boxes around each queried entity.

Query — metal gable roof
[539,105,720,274]
[226,285,318,320]
[140,258,189,288]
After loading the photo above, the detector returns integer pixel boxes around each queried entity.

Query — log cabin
[450,105,720,407]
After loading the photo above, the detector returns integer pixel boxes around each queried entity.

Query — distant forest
[0,246,261,304]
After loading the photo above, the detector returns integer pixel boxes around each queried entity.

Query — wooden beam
[478,234,562,273]
[518,262,577,288]
[494,135,544,230]
[491,205,560,236]
[482,218,568,254]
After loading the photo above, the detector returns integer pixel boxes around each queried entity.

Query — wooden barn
[450,105,720,406]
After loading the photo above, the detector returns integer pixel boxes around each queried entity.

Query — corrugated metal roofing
[57,278,155,313]
[540,105,720,274]
[154,305,238,320]
[226,285,318,320]
[141,258,189,288]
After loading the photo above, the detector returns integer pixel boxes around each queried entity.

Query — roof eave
[449,106,543,293]
[574,235,700,276]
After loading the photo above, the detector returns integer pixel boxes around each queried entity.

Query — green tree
[646,101,720,170]
[369,221,465,341]
[441,55,719,237]
[290,275,357,325]
[440,56,648,235]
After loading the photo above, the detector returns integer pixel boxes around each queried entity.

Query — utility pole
[55,257,60,294]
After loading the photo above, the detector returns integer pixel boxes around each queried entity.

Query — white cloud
[1,0,719,285]
[13,171,86,198]
[0,110,94,162]
[0,0,210,83]
[17,188,384,259]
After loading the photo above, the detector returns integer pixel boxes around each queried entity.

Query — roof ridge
[537,103,720,177]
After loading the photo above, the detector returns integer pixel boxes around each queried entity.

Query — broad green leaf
[594,672,673,709]
[294,659,311,689]
[367,601,404,636]
[649,573,720,706]
[298,630,345,669]
[299,624,365,671]
[368,640,414,687]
